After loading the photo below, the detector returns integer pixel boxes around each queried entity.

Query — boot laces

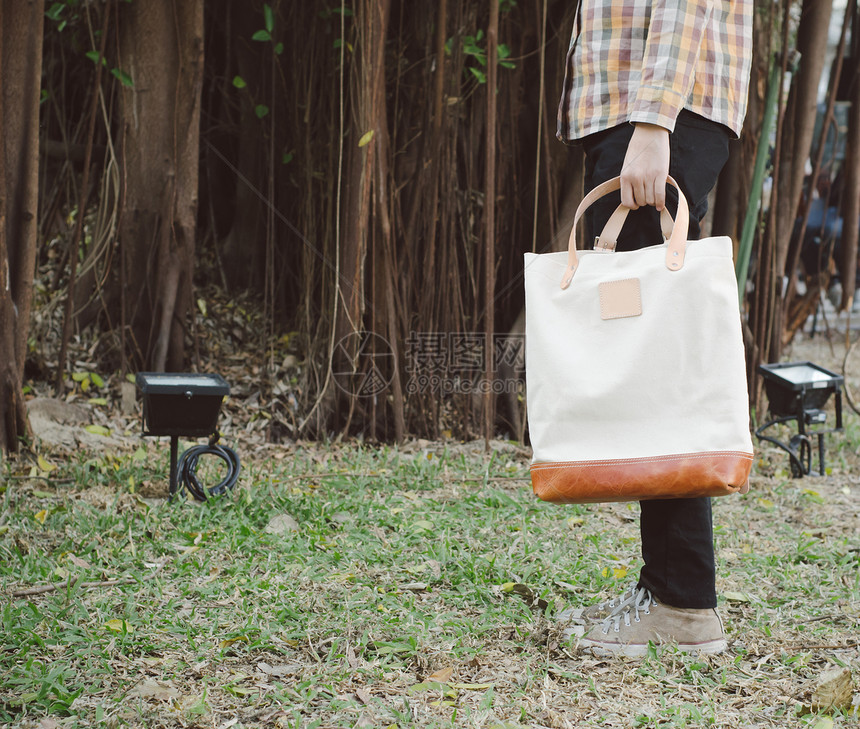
[603,581,638,611]
[600,586,658,634]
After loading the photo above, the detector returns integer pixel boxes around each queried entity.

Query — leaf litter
[1,303,859,727]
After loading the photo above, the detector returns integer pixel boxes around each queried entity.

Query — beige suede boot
[578,587,727,657]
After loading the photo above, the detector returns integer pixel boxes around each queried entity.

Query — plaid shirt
[557,0,753,141]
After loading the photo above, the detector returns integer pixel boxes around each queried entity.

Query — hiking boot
[578,586,727,657]
[558,582,640,640]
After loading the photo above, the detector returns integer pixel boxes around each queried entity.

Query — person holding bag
[550,0,754,656]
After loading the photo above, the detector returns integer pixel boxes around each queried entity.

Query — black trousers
[580,110,730,609]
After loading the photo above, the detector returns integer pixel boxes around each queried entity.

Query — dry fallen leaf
[257,661,302,677]
[104,619,134,633]
[129,678,181,702]
[220,635,250,649]
[427,666,455,683]
[808,666,853,713]
[66,553,92,569]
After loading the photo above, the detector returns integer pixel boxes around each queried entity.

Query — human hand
[620,123,670,210]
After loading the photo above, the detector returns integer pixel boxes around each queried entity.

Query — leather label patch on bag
[599,278,642,320]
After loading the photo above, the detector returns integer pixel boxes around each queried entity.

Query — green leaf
[85,51,107,67]
[358,130,374,147]
[46,3,64,21]
[263,4,274,33]
[88,398,108,406]
[274,42,284,55]
[468,67,487,84]
[85,424,111,437]
[111,67,134,87]
[232,75,247,89]
[282,151,294,165]
[90,372,104,388]
[252,29,271,42]
[802,488,825,504]
[255,104,269,119]
[71,372,88,383]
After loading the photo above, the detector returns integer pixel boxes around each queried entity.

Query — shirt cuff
[630,86,687,133]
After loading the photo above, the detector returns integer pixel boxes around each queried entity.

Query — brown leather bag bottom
[530,451,753,504]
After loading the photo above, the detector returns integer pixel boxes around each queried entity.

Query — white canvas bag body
[524,176,753,503]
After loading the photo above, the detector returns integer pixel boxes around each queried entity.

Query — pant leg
[580,111,730,609]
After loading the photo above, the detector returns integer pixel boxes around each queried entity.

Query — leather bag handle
[560,176,690,290]
[597,205,675,251]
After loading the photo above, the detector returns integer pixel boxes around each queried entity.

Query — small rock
[264,513,299,534]
[27,398,89,424]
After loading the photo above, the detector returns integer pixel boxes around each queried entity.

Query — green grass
[1,438,858,728]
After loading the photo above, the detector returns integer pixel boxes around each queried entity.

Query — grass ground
[1,414,858,728]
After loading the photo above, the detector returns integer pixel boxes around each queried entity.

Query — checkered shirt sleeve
[557,0,754,141]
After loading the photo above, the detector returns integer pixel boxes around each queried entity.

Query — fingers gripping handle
[560,176,690,290]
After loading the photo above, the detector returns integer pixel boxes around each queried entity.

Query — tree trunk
[0,0,44,454]
[840,35,860,311]
[773,0,833,301]
[116,0,204,371]
[483,0,499,447]
[331,0,391,432]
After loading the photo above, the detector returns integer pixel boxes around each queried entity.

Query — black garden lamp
[755,361,843,477]
[136,372,239,499]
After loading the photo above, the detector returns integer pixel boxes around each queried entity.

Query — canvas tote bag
[524,176,753,504]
